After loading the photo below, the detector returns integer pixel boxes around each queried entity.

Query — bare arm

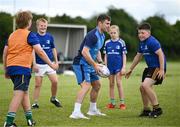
[52,48,58,63]
[33,44,58,70]
[155,48,165,79]
[2,45,8,70]
[104,54,107,65]
[125,53,143,78]
[121,54,127,75]
[97,51,104,63]
[2,45,10,78]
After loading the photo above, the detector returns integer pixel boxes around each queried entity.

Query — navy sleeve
[50,35,55,48]
[148,39,161,52]
[27,32,40,46]
[84,34,97,49]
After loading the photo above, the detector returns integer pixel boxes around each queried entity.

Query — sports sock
[51,96,56,101]
[74,102,81,113]
[25,110,33,121]
[5,112,16,125]
[120,99,125,104]
[89,102,97,111]
[110,98,115,105]
[153,104,159,109]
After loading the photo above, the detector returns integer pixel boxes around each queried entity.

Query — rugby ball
[97,64,110,78]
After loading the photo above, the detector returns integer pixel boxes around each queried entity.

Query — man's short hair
[96,14,111,24]
[137,22,151,31]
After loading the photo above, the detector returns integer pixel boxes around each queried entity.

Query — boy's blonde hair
[110,25,120,35]
[36,18,48,26]
[16,10,33,29]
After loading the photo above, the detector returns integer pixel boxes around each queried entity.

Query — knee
[51,80,58,86]
[93,83,101,92]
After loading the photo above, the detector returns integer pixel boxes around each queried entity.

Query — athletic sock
[25,110,33,121]
[89,102,97,111]
[5,112,16,125]
[74,102,81,113]
[51,96,56,101]
[110,98,115,105]
[120,99,125,104]
[153,104,160,109]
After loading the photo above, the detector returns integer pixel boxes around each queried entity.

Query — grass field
[0,62,180,127]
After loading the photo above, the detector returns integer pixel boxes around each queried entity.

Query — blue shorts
[72,64,99,84]
[108,64,122,75]
[10,75,31,91]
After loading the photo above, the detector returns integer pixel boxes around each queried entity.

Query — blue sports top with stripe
[73,27,105,65]
[138,35,166,69]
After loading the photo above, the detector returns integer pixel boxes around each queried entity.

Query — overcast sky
[0,0,180,24]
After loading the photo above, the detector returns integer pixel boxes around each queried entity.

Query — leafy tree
[0,12,13,60]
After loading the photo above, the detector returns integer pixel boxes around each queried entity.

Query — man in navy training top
[70,14,111,119]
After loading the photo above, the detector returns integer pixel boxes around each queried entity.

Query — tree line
[0,7,180,61]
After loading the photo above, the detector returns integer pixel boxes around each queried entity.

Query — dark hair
[16,10,33,29]
[137,22,151,30]
[96,14,111,24]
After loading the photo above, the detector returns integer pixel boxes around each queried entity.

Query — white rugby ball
[97,64,110,78]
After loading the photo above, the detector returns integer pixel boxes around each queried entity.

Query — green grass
[0,62,180,127]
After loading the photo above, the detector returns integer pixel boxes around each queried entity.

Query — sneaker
[27,119,36,126]
[119,104,126,110]
[3,122,17,127]
[50,98,62,107]
[69,112,89,119]
[32,103,39,109]
[139,109,151,117]
[87,109,106,116]
[149,108,163,118]
[107,103,115,109]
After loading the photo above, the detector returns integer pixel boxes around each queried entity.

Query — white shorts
[35,64,56,77]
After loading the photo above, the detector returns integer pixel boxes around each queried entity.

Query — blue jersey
[6,32,40,75]
[104,39,127,74]
[73,27,105,66]
[35,33,55,64]
[138,36,166,69]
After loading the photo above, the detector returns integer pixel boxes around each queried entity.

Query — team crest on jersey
[116,45,120,49]
[46,40,50,44]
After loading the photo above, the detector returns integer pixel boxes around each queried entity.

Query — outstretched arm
[125,53,142,79]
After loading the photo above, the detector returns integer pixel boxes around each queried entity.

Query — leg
[142,78,158,106]
[47,73,58,97]
[87,80,106,116]
[22,91,35,126]
[141,78,162,117]
[48,73,62,107]
[107,75,116,108]
[116,72,126,109]
[32,76,43,104]
[69,82,91,119]
[5,90,24,126]
[139,82,151,117]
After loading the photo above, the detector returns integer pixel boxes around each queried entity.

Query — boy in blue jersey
[32,18,61,109]
[69,14,111,119]
[126,23,166,118]
[3,11,58,127]
[104,25,127,110]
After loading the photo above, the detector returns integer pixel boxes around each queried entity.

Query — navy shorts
[142,67,165,85]
[10,75,31,91]
[72,64,99,85]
